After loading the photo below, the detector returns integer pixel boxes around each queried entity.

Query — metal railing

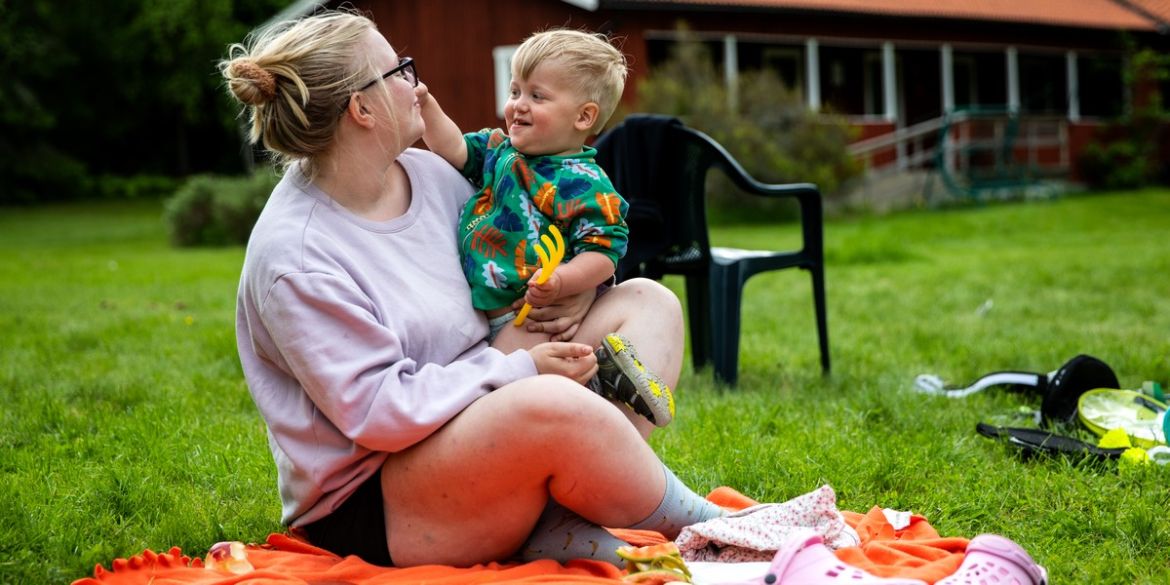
[847,108,1070,197]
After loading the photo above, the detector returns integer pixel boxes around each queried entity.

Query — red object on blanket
[71,488,971,585]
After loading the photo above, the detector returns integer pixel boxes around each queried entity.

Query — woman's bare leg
[496,279,685,437]
[570,278,685,391]
[380,375,667,567]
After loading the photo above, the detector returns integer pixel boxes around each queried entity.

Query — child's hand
[528,341,597,385]
[525,270,563,307]
[416,82,432,107]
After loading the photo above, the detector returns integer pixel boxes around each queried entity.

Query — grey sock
[627,464,725,539]
[518,501,628,566]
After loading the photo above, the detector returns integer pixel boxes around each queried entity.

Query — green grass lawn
[2,192,1169,584]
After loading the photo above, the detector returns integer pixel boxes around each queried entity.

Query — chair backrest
[594,115,726,282]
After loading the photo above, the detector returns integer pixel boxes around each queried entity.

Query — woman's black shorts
[300,472,394,566]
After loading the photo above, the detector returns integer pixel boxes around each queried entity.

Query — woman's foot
[589,333,675,427]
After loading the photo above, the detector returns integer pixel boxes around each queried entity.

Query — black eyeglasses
[359,57,418,92]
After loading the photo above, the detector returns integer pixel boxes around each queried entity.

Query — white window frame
[492,45,519,120]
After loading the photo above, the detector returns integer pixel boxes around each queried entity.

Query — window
[492,45,518,120]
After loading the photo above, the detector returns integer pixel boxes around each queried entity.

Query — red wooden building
[273,0,1170,185]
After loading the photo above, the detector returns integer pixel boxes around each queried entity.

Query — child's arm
[524,251,614,307]
[420,88,468,170]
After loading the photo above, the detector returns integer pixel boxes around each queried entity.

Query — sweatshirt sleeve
[257,270,537,454]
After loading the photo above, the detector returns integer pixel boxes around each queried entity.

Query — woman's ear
[343,93,377,128]
[574,102,600,133]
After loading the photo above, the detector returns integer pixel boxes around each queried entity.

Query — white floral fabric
[675,485,860,562]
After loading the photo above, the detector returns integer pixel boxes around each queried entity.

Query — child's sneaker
[589,333,675,427]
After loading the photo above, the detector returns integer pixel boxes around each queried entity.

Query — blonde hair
[219,10,379,177]
[512,29,628,134]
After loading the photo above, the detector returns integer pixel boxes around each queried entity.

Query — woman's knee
[614,278,683,321]
[494,376,628,432]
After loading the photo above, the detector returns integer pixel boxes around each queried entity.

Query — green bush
[1078,47,1170,190]
[1078,139,1153,190]
[631,26,861,222]
[89,174,184,200]
[164,171,277,246]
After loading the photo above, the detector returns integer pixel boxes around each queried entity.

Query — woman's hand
[513,286,596,341]
[528,342,597,385]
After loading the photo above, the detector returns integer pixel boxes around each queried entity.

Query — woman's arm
[255,271,532,453]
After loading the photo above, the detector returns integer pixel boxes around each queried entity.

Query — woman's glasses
[359,57,417,91]
[341,57,419,115]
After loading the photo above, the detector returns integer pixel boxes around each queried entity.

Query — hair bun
[229,60,277,105]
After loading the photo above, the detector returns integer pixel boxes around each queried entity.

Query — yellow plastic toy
[513,224,566,326]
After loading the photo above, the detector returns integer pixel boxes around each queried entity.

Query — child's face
[505,60,593,157]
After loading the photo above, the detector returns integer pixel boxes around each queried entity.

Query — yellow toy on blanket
[616,542,692,584]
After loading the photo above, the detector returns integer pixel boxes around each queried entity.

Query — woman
[221,10,723,568]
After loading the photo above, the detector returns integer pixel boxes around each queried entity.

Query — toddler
[422,29,674,426]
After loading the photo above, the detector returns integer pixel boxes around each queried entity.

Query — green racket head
[1078,389,1167,448]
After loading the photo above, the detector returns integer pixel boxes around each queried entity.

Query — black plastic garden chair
[593,114,829,385]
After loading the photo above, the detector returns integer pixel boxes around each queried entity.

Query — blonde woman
[222,10,722,569]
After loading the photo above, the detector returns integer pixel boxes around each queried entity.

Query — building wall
[357,0,633,132]
[352,0,1141,127]
[345,0,1161,180]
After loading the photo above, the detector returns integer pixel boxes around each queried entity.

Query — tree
[0,0,286,203]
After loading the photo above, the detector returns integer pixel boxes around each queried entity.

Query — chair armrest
[702,133,824,252]
[698,129,823,205]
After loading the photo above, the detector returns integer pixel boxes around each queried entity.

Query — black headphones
[915,354,1120,427]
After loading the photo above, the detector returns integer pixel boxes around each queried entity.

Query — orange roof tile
[618,0,1158,30]
[1122,0,1170,27]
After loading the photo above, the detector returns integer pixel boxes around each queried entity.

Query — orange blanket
[71,488,969,585]
[835,507,969,584]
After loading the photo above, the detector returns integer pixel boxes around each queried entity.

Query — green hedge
[163,171,277,247]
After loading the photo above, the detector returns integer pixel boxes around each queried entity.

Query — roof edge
[561,0,601,10]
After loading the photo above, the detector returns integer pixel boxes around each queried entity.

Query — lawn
[2,192,1168,584]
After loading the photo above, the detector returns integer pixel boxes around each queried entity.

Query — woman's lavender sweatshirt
[235,149,537,526]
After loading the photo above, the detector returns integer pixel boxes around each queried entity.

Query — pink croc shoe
[937,534,1048,585]
[752,534,929,585]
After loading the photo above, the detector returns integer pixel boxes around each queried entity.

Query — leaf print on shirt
[483,150,497,174]
[488,129,507,149]
[574,218,612,251]
[494,206,522,232]
[533,182,557,217]
[518,196,542,240]
[469,225,507,258]
[513,158,537,191]
[472,187,493,215]
[495,175,516,200]
[558,177,592,200]
[563,160,600,180]
[481,261,507,289]
[555,198,586,222]
[514,239,535,281]
[573,218,604,240]
[532,159,559,177]
[595,192,623,225]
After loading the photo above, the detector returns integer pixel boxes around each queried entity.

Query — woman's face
[360,30,425,149]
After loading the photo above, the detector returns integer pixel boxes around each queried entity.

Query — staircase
[846,107,1070,206]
